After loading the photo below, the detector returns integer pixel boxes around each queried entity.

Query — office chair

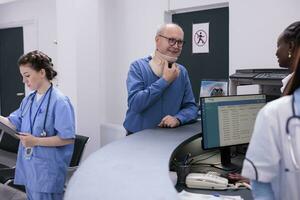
[0,131,19,155]
[65,134,90,188]
[0,134,89,192]
[0,131,19,167]
[0,132,19,182]
[69,134,90,168]
[0,131,19,170]
[0,131,22,191]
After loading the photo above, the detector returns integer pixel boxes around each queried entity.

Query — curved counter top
[65,122,201,200]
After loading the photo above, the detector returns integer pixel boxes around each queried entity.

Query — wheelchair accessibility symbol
[194,30,207,47]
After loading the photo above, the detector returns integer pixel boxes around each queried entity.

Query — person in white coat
[228,21,300,186]
[242,23,300,200]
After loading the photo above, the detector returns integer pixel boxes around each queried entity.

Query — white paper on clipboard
[0,121,19,139]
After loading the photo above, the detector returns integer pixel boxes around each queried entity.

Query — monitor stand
[213,147,239,172]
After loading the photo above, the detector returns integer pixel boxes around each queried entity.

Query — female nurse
[242,23,300,200]
[0,50,75,200]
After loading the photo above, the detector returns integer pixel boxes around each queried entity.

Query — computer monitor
[200,94,266,171]
[199,79,228,104]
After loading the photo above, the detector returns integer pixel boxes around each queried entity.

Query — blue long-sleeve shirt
[123,56,198,133]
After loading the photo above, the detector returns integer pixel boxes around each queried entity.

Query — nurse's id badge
[41,131,47,137]
[24,147,33,160]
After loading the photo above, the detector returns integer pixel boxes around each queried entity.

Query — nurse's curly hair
[282,21,300,45]
[18,50,57,81]
[282,22,300,95]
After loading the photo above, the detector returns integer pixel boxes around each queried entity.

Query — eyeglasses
[159,35,185,48]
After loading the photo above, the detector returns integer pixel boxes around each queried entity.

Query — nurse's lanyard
[25,83,53,159]
[285,94,300,170]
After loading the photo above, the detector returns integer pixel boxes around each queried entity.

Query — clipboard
[0,121,20,140]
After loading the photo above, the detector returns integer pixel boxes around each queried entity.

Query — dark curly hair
[282,21,300,46]
[18,50,57,80]
[283,22,300,95]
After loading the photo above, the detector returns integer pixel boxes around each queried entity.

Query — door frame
[0,19,38,116]
[0,19,38,96]
[164,2,229,22]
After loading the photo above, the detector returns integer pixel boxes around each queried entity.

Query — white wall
[0,0,19,5]
[55,0,77,107]
[229,0,300,74]
[102,0,169,124]
[74,0,102,156]
[56,0,103,156]
[0,0,57,68]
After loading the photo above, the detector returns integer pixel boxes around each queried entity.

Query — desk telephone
[185,172,228,190]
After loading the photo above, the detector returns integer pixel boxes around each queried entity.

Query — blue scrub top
[8,87,75,193]
[123,56,198,133]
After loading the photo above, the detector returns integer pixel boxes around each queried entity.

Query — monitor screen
[201,94,266,149]
[199,79,228,104]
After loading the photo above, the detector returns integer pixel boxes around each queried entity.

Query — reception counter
[65,122,201,200]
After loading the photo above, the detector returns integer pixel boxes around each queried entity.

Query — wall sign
[192,23,209,53]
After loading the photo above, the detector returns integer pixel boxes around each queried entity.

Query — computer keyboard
[254,73,288,80]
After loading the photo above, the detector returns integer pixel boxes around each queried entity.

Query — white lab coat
[242,88,300,200]
[280,73,293,93]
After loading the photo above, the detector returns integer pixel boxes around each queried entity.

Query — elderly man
[124,23,198,134]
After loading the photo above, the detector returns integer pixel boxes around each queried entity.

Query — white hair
[155,23,183,36]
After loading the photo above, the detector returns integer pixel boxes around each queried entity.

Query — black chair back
[0,133,19,154]
[69,134,89,167]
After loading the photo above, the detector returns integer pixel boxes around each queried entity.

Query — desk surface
[65,122,251,200]
[65,122,201,200]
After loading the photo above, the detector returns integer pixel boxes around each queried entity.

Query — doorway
[0,27,24,116]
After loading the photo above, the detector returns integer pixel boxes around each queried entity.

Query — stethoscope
[21,84,53,158]
[285,94,300,170]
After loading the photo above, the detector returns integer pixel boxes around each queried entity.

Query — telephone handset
[185,172,229,190]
